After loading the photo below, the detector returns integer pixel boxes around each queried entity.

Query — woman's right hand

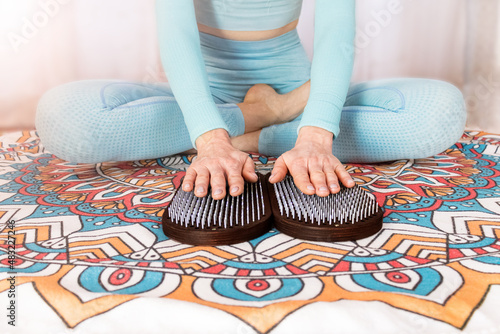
[181,129,259,200]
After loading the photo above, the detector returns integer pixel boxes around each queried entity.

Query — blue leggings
[35,31,466,164]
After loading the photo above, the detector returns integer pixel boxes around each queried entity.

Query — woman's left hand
[268,126,355,196]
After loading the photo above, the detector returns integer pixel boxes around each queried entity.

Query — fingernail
[348,180,355,186]
[269,173,275,181]
[307,185,315,191]
[231,186,239,194]
[330,184,338,190]
[183,184,190,191]
[214,189,223,195]
[319,186,328,192]
[196,187,204,194]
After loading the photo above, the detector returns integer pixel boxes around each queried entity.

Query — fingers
[283,153,355,197]
[208,168,227,200]
[324,164,340,194]
[335,164,355,188]
[271,155,317,196]
[182,167,196,192]
[193,167,210,197]
[191,166,227,200]
[290,162,316,196]
[309,165,330,197]
[186,153,256,200]
[242,156,258,183]
[183,167,213,198]
[310,159,355,196]
[183,149,354,201]
[269,156,288,184]
[183,163,226,200]
[290,158,337,197]
[273,153,318,196]
[225,160,247,198]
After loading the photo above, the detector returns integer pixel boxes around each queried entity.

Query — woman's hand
[269,126,354,196]
[181,129,258,200]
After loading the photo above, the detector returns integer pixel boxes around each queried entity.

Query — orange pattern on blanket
[1,131,500,333]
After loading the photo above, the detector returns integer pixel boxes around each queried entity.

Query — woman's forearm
[296,0,355,139]
[296,126,334,147]
[156,0,229,149]
[195,128,232,150]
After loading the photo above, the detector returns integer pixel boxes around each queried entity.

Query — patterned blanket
[1,131,500,333]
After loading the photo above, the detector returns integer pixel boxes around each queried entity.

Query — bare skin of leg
[181,80,311,154]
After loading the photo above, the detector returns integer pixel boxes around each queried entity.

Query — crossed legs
[35,78,466,164]
[220,77,466,164]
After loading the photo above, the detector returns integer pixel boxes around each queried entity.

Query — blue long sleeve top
[156,0,355,148]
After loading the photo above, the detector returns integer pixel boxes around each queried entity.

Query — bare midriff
[197,19,299,41]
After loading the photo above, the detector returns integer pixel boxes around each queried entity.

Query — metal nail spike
[166,173,379,242]
[276,183,283,215]
[275,182,287,217]
[184,191,193,222]
[243,185,250,224]
[196,196,206,228]
[223,196,229,228]
[256,182,261,221]
[251,182,255,223]
[230,194,235,227]
[241,184,245,225]
[270,175,379,226]
[191,195,202,226]
[235,189,240,226]
[258,180,264,219]
[201,196,210,229]
[207,195,215,228]
[215,199,221,227]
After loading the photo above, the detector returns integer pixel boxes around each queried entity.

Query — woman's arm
[269,0,356,196]
[155,0,229,149]
[296,0,355,138]
[156,0,257,199]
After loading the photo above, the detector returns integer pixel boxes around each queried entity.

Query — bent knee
[35,81,109,163]
[407,80,467,158]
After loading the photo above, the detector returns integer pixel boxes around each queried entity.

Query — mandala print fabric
[1,131,500,333]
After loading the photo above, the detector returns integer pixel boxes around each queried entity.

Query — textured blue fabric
[193,0,303,31]
[35,75,466,164]
[156,0,355,147]
[199,29,310,101]
[156,0,230,149]
[296,0,355,138]
[35,80,244,163]
[36,8,466,164]
[259,78,467,163]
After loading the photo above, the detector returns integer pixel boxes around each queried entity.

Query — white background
[0,0,498,132]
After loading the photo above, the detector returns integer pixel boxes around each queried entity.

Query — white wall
[299,0,466,87]
[0,0,484,131]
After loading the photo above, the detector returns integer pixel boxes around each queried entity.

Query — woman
[36,0,466,201]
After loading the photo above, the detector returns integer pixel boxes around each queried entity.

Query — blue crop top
[193,0,303,31]
[156,0,355,149]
